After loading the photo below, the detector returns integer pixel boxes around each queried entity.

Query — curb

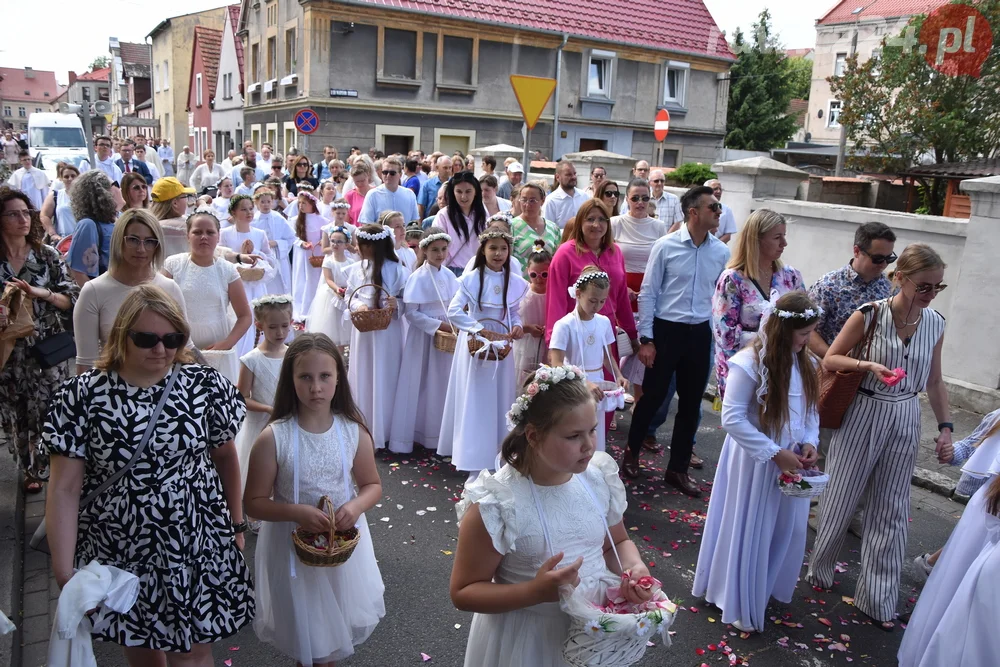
[10,477,24,667]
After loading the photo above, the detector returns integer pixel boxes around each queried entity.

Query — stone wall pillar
[710,157,808,230]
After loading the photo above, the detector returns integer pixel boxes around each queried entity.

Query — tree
[89,56,111,71]
[829,0,1000,212]
[786,56,813,100]
[724,10,799,150]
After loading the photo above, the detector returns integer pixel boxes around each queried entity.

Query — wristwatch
[640,337,654,345]
[233,519,251,534]
[938,422,954,432]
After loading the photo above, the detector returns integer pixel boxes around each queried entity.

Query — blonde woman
[45,284,253,664]
[807,243,952,631]
[712,208,804,399]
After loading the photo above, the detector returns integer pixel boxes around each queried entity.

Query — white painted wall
[212,13,244,154]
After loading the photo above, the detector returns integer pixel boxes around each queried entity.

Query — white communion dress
[163,253,242,384]
[692,349,817,631]
[306,254,357,346]
[219,225,277,356]
[290,214,327,321]
[388,262,460,453]
[233,347,285,488]
[253,210,297,294]
[254,415,385,665]
[457,452,627,667]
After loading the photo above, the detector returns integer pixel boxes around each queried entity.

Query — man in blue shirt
[624,185,730,496]
[402,158,422,196]
[358,156,420,224]
[417,155,453,218]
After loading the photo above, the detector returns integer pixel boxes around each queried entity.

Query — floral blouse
[712,265,805,398]
[0,244,79,346]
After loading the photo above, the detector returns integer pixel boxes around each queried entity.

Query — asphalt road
[91,399,962,666]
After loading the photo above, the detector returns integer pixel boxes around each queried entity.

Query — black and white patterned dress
[42,364,255,652]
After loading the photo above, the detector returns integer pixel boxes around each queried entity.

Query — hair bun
[532,238,546,250]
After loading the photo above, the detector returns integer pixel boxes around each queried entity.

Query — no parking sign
[294,108,319,135]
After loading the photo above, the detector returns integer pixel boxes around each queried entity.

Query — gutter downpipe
[552,33,568,162]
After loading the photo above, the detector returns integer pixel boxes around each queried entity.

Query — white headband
[574,271,609,289]
[251,294,293,308]
[419,232,452,248]
[356,227,392,241]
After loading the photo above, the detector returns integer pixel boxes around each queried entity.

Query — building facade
[62,68,112,135]
[109,39,154,139]
[804,0,948,145]
[187,26,224,158]
[239,0,733,165]
[0,67,65,133]
[148,7,228,149]
[212,4,246,157]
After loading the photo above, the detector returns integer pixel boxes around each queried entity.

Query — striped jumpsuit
[806,300,945,622]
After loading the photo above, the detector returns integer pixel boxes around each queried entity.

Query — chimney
[69,72,77,85]
[24,67,35,79]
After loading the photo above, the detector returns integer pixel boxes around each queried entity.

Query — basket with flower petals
[777,468,829,498]
[292,496,361,567]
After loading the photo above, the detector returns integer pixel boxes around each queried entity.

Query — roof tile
[118,41,151,66]
[818,0,951,25]
[193,26,225,99]
[0,67,65,103]
[228,4,245,90]
[77,67,111,82]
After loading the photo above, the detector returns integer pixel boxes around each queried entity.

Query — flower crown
[191,206,221,222]
[228,193,253,214]
[419,232,452,248]
[575,271,609,290]
[479,229,513,245]
[487,211,513,224]
[298,190,318,202]
[506,364,587,430]
[251,294,293,309]
[331,201,350,210]
[761,302,824,320]
[296,182,316,193]
[326,224,353,240]
[356,226,392,242]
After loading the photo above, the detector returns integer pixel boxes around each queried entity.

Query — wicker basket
[467,318,511,361]
[236,265,266,281]
[308,255,325,268]
[777,468,829,499]
[291,496,361,567]
[433,327,458,353]
[348,283,394,332]
[595,380,626,413]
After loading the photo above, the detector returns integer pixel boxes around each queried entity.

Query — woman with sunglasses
[74,209,187,376]
[0,187,78,494]
[433,171,488,275]
[45,284,254,665]
[510,181,560,279]
[807,243,952,632]
[563,179,621,244]
[283,156,319,197]
[712,209,804,401]
[120,172,150,212]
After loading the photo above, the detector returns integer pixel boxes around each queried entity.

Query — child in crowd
[213,177,234,223]
[290,190,326,325]
[463,217,523,277]
[307,225,357,354]
[318,180,338,220]
[549,266,627,453]
[439,229,528,485]
[692,291,821,632]
[220,195,277,356]
[405,224,423,253]
[320,203,351,255]
[235,167,256,197]
[245,334,385,666]
[235,295,292,491]
[513,241,551,386]
[379,209,417,271]
[344,224,410,449]
[450,365,655,666]
[389,227,460,454]
[252,186,297,294]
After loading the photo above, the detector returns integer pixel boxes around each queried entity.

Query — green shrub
[670,162,717,186]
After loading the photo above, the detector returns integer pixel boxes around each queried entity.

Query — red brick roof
[0,67,65,104]
[345,0,733,60]
[818,0,951,25]
[193,26,224,101]
[118,41,151,66]
[228,4,245,91]
[77,67,110,82]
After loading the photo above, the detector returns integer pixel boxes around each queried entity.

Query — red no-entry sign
[654,109,670,142]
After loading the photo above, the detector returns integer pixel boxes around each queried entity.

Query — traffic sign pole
[510,75,557,185]
[653,109,670,167]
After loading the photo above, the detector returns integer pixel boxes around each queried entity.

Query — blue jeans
[646,341,715,440]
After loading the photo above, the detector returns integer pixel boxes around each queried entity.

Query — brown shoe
[642,436,663,453]
[689,453,704,469]
[621,452,642,479]
[664,470,702,497]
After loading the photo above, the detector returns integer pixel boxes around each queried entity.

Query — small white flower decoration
[635,616,653,638]
[505,364,586,429]
[585,620,603,638]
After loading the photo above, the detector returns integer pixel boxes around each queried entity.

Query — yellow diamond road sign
[510,75,557,130]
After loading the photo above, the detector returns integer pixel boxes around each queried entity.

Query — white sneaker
[913,553,934,582]
[731,619,755,633]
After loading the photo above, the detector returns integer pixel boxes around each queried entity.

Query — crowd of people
[0,134,988,667]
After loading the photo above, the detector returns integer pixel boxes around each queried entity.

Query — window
[285,28,297,75]
[18,107,26,117]
[267,36,277,79]
[155,63,160,92]
[870,48,881,76]
[35,108,42,113]
[223,73,232,99]
[266,2,277,26]
[834,52,847,77]
[828,100,842,128]
[251,43,260,81]
[588,50,615,98]
[663,61,689,108]
[44,92,50,98]
[379,28,419,81]
[2,106,10,117]
[163,61,169,89]
[441,36,473,85]
[196,73,203,106]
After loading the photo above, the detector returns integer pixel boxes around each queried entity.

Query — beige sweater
[73,273,188,368]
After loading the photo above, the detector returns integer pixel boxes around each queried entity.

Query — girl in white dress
[513,242,551,386]
[220,195,277,356]
[451,365,656,667]
[320,203,351,254]
[317,181,338,220]
[235,295,292,491]
[307,226,357,351]
[549,267,627,453]
[245,334,385,666]
[438,229,528,485]
[380,210,418,272]
[692,291,821,632]
[345,224,410,449]
[290,191,326,325]
[253,188,297,295]
[212,177,234,224]
[388,228,460,454]
[161,208,252,383]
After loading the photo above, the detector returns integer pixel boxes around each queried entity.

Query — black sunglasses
[529,271,549,279]
[707,202,722,212]
[905,276,947,294]
[381,170,398,176]
[629,195,651,203]
[603,191,620,198]
[128,330,187,349]
[861,249,898,265]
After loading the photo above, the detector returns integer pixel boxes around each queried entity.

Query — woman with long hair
[290,190,326,325]
[807,243,953,631]
[284,155,319,197]
[713,208,805,400]
[561,179,621,244]
[65,170,120,286]
[433,171,488,275]
[121,172,150,212]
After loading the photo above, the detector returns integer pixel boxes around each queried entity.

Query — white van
[27,113,90,181]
